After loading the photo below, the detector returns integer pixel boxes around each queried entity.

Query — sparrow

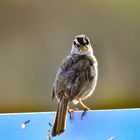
[51,34,98,136]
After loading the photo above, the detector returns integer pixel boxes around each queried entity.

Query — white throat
[70,44,94,58]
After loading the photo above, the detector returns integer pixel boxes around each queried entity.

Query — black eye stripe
[85,38,89,45]
[73,40,80,47]
[74,41,76,46]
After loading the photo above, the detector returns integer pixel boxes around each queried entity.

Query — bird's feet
[68,108,74,122]
[78,99,90,119]
[68,107,79,122]
[81,108,90,120]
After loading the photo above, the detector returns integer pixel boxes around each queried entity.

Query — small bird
[51,34,98,136]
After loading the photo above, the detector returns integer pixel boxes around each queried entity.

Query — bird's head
[71,34,93,56]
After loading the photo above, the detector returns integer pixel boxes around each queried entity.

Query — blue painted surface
[0,109,140,140]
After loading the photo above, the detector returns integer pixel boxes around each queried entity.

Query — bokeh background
[0,0,140,113]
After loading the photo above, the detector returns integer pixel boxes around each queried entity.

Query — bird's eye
[74,41,76,46]
[74,41,80,47]
[85,38,89,45]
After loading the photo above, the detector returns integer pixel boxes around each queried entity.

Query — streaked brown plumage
[51,34,98,136]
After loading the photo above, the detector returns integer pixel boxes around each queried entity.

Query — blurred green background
[0,0,140,113]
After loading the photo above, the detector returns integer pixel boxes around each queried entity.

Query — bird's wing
[52,54,95,101]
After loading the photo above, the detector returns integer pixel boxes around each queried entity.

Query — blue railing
[0,108,140,140]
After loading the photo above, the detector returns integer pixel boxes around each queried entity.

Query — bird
[51,34,98,136]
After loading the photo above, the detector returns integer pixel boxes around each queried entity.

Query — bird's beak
[80,45,88,52]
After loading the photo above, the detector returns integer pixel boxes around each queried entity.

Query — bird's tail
[51,97,69,137]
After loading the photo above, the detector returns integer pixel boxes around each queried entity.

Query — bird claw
[81,108,90,120]
[68,108,74,123]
